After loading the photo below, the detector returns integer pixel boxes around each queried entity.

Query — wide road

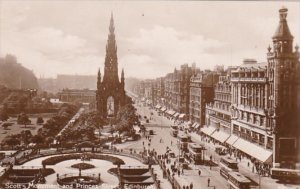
[130,104,299,189]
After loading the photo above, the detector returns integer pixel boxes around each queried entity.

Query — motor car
[169,152,175,158]
[149,130,154,135]
[215,147,227,155]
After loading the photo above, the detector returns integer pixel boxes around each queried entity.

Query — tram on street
[271,167,300,182]
[227,172,251,189]
[177,134,189,152]
[219,156,239,179]
[188,143,205,164]
[170,125,179,137]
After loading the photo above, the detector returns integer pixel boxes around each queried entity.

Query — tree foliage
[36,117,44,124]
[17,113,31,127]
[115,104,137,133]
[0,107,9,121]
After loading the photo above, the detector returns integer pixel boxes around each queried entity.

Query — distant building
[38,74,97,92]
[58,89,96,103]
[164,64,200,119]
[56,74,97,90]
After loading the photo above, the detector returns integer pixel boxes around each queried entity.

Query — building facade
[190,71,219,125]
[265,8,300,170]
[58,89,96,103]
[205,72,232,142]
[96,14,128,118]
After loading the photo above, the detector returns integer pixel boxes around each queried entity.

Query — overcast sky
[0,1,299,79]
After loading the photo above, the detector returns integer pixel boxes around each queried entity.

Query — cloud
[0,1,299,79]
[120,25,225,78]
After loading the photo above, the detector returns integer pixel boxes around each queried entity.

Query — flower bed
[71,163,95,170]
[42,153,125,165]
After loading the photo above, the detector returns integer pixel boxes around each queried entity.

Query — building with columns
[230,59,272,162]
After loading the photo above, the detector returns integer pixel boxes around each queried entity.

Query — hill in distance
[0,54,39,90]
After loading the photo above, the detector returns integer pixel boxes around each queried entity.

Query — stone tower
[266,8,300,169]
[96,13,126,118]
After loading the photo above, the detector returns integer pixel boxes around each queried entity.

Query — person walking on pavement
[207,178,210,187]
[198,169,201,176]
[190,183,193,189]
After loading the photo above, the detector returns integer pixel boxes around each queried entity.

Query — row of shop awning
[191,122,200,129]
[200,125,272,163]
[154,104,186,119]
[155,105,161,109]
[166,110,176,115]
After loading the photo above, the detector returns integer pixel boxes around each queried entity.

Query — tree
[2,122,11,130]
[5,137,21,149]
[36,117,44,124]
[17,113,31,128]
[115,104,137,133]
[0,106,9,121]
[21,130,33,145]
[31,135,45,145]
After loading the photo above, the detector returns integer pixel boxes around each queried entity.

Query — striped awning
[155,105,161,109]
[226,134,239,145]
[173,112,180,117]
[211,130,230,143]
[200,126,216,136]
[179,113,185,119]
[160,107,167,112]
[233,138,272,163]
[167,110,176,115]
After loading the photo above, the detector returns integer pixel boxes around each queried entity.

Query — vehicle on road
[271,167,300,182]
[170,125,179,137]
[215,146,227,156]
[188,143,205,164]
[149,130,154,135]
[227,171,251,189]
[168,152,175,158]
[177,134,189,152]
[220,156,239,179]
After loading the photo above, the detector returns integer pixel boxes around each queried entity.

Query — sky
[0,1,299,79]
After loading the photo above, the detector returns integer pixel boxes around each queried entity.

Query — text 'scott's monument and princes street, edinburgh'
[0,1,299,189]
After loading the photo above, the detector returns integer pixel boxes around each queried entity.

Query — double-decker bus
[177,134,189,152]
[227,172,251,189]
[219,156,239,179]
[170,125,179,137]
[188,143,205,164]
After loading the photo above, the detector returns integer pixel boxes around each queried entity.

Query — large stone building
[189,71,219,125]
[152,77,165,106]
[58,89,96,103]
[96,14,128,118]
[229,8,300,167]
[265,8,299,174]
[204,71,232,143]
[163,64,200,118]
[230,60,272,162]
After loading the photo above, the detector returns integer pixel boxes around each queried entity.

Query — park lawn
[0,116,51,143]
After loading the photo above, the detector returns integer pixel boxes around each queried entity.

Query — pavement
[126,104,300,189]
